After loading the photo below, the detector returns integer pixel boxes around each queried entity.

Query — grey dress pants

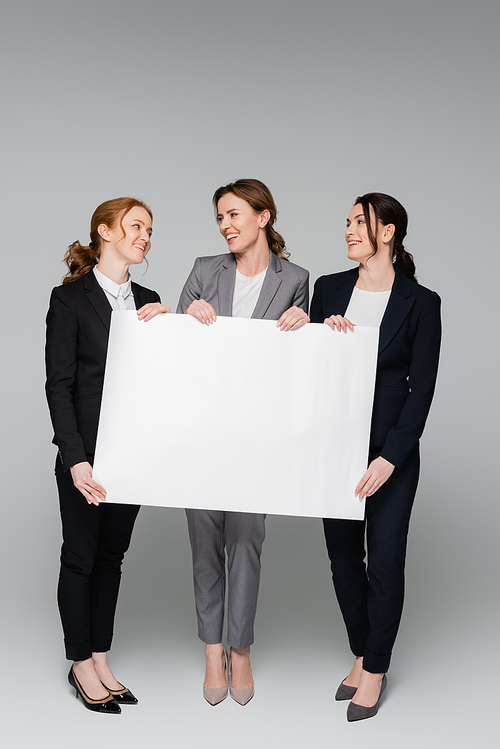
[185,509,266,649]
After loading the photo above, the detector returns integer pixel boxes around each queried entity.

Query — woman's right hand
[70,462,107,506]
[324,315,355,332]
[185,299,217,325]
[137,302,171,321]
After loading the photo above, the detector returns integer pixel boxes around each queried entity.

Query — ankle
[205,643,224,658]
[91,651,108,667]
[360,669,384,682]
[73,658,94,673]
[230,646,250,658]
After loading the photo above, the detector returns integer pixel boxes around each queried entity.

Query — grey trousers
[185,509,266,650]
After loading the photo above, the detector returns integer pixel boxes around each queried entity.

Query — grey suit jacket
[177,250,309,318]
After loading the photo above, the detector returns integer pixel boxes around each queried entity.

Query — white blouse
[232,267,267,318]
[345,286,391,329]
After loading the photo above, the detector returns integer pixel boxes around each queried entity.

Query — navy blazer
[310,266,441,469]
[45,270,160,470]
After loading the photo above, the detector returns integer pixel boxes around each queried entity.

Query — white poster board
[93,314,379,520]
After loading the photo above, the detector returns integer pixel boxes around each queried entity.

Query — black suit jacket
[45,270,160,470]
[310,266,441,469]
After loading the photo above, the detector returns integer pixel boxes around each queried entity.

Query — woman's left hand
[355,456,395,500]
[277,306,310,331]
[137,302,171,322]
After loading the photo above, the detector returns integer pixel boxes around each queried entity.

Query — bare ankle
[73,658,94,672]
[230,646,250,657]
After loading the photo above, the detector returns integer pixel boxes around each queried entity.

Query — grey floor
[4,497,495,749]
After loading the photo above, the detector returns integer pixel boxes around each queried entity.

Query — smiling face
[345,203,387,263]
[103,206,153,266]
[216,193,269,256]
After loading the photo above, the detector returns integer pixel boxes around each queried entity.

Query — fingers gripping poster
[93,314,379,520]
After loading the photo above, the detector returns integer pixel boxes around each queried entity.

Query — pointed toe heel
[228,651,254,706]
[335,678,358,701]
[230,685,255,706]
[68,667,121,714]
[203,649,228,706]
[203,685,228,706]
[346,674,387,722]
[102,682,138,705]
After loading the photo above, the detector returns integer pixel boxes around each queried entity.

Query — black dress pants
[323,447,420,674]
[55,461,140,661]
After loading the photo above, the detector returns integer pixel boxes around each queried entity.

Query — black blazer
[45,270,160,470]
[310,266,441,469]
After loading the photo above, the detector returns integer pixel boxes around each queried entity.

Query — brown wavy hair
[62,197,153,284]
[354,192,417,283]
[212,179,290,260]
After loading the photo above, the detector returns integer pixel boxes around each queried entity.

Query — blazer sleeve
[45,286,88,469]
[177,257,202,313]
[380,290,442,468]
[290,268,310,314]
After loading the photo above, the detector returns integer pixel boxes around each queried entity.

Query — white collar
[93,266,132,299]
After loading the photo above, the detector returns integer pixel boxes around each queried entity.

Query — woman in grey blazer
[177,179,309,705]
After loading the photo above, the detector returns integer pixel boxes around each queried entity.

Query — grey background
[1,0,498,746]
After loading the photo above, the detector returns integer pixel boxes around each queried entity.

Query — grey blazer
[177,250,309,318]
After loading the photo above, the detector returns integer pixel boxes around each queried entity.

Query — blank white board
[93,314,379,520]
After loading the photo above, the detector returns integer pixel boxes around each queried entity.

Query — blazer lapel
[252,250,282,319]
[378,266,415,354]
[84,270,112,331]
[217,255,237,316]
[326,266,415,355]
[327,267,358,316]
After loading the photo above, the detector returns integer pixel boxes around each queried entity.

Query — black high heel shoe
[101,681,138,705]
[68,667,121,713]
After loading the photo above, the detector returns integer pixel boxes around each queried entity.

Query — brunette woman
[310,193,441,721]
[45,197,168,713]
[178,179,309,705]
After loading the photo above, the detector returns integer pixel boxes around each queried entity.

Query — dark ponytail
[393,240,417,284]
[355,192,418,283]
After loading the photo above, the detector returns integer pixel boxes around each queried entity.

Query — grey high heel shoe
[335,678,358,701]
[203,649,228,706]
[229,651,254,706]
[346,674,387,722]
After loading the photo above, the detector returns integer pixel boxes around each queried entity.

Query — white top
[93,266,136,311]
[232,267,267,318]
[345,286,391,328]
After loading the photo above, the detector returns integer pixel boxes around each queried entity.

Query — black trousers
[55,461,140,661]
[323,447,420,674]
